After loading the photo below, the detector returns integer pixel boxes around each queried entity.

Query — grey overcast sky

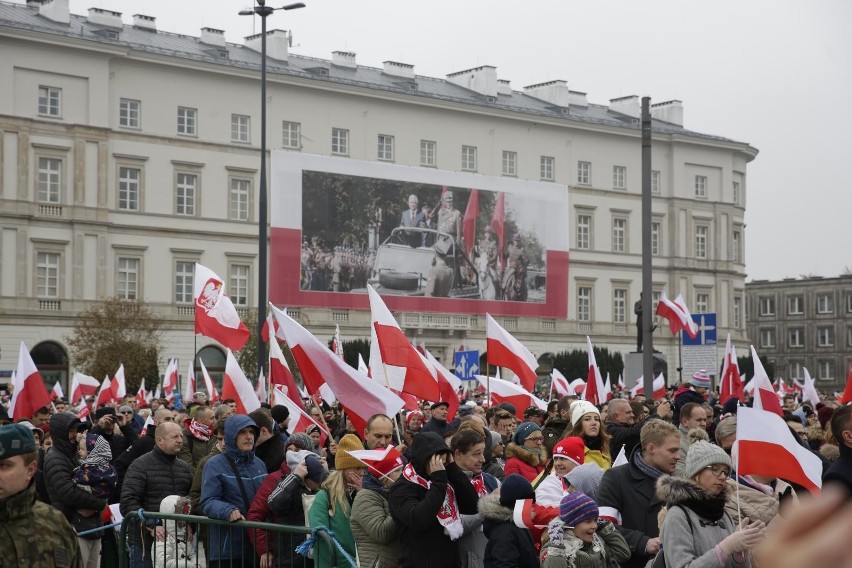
[63,0,852,281]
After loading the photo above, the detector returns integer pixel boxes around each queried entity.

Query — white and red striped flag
[749,345,783,417]
[255,368,268,405]
[801,368,821,407]
[162,358,179,403]
[136,378,149,409]
[51,381,64,402]
[198,359,220,404]
[581,336,606,406]
[475,374,547,421]
[269,333,304,410]
[655,291,699,339]
[551,369,571,398]
[193,263,250,350]
[111,364,127,402]
[603,373,613,401]
[221,349,261,415]
[94,376,114,409]
[261,311,285,344]
[630,374,666,400]
[719,333,744,405]
[672,293,700,339]
[424,348,462,421]
[331,324,345,360]
[70,372,100,405]
[184,360,196,405]
[76,397,91,421]
[140,414,155,436]
[357,353,370,377]
[485,314,539,392]
[569,378,586,395]
[271,385,329,435]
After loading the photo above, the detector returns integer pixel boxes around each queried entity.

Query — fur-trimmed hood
[477,491,513,522]
[656,474,725,506]
[504,442,543,467]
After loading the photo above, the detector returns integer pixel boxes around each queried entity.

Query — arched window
[30,341,69,395]
[195,345,226,390]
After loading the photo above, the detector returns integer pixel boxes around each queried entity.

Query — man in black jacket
[249,408,287,474]
[88,406,138,460]
[114,407,175,477]
[606,398,672,460]
[388,432,478,568]
[420,401,453,437]
[120,421,193,568]
[824,404,852,494]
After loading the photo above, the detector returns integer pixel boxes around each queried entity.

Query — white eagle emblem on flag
[196,278,221,312]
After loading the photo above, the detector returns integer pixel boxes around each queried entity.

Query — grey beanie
[685,439,732,479]
[565,463,605,501]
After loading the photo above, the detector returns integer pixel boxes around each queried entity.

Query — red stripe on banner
[738,440,821,494]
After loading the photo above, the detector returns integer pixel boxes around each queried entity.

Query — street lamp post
[239,1,305,378]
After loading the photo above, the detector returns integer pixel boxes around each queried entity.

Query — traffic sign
[453,350,480,380]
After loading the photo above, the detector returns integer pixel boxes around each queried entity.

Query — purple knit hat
[559,492,599,527]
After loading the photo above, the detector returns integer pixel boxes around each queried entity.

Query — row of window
[759,325,851,350]
[783,360,840,381]
[758,293,851,317]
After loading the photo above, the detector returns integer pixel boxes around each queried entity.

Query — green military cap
[0,423,37,459]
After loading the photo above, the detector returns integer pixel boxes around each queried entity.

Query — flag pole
[734,438,742,523]
[381,362,405,444]
[487,362,491,409]
[677,331,683,384]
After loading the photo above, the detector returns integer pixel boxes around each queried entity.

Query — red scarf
[470,474,487,497]
[187,419,212,442]
[402,463,463,540]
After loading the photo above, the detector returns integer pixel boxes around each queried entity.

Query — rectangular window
[117,257,139,300]
[231,114,250,143]
[651,170,660,193]
[733,181,741,204]
[847,294,852,313]
[331,128,349,155]
[577,161,591,185]
[731,230,741,263]
[229,264,250,307]
[576,214,591,250]
[377,135,394,161]
[118,166,140,211]
[759,297,775,316]
[817,293,834,314]
[695,225,708,259]
[788,296,804,315]
[613,288,627,323]
[38,86,61,117]
[819,360,834,380]
[613,166,626,189]
[177,107,197,136]
[37,157,61,203]
[733,296,742,329]
[176,173,197,216]
[36,252,60,298]
[651,222,660,256]
[420,140,436,167]
[229,178,250,221]
[760,328,776,348]
[461,146,477,171]
[119,98,140,128]
[175,261,194,304]
[652,291,662,313]
[790,361,804,380]
[847,326,852,347]
[695,175,707,198]
[788,328,804,348]
[696,293,709,313]
[577,286,592,322]
[282,121,301,149]
[502,151,517,176]
[540,156,554,181]
[612,218,626,253]
[818,326,835,347]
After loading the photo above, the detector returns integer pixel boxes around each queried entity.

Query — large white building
[0,0,757,391]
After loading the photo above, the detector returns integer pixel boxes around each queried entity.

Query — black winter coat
[480,493,539,568]
[89,421,137,460]
[43,412,107,521]
[606,415,652,460]
[388,432,479,568]
[114,427,156,476]
[255,433,287,474]
[824,443,852,495]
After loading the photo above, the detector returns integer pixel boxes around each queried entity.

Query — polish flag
[269,335,304,411]
[184,360,196,404]
[357,353,370,377]
[319,383,337,405]
[617,374,625,390]
[749,346,783,417]
[655,291,698,339]
[603,373,613,401]
[261,311,285,344]
[582,336,606,406]
[368,285,440,402]
[631,374,666,400]
[136,378,149,409]
[719,334,744,405]
[491,192,506,255]
[198,359,220,404]
[424,348,461,421]
[485,314,539,392]
[193,263,250,351]
[111,364,127,401]
[272,304,404,436]
[70,372,100,405]
[462,189,479,257]
[672,294,700,339]
[271,385,329,436]
[140,414,155,436]
[94,376,114,409]
[162,358,179,403]
[255,368,268,405]
[475,375,547,420]
[331,324,345,360]
[347,446,404,480]
[838,368,852,405]
[801,368,821,407]
[51,381,64,401]
[76,398,91,421]
[221,349,261,415]
[568,378,586,395]
[735,406,822,494]
[551,369,571,398]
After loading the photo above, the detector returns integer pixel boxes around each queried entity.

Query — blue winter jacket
[201,414,268,561]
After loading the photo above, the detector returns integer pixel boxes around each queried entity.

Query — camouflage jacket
[0,482,82,568]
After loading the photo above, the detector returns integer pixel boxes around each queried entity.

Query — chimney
[609,95,641,118]
[446,65,498,99]
[332,51,357,68]
[383,61,414,79]
[132,14,156,31]
[568,90,588,108]
[497,79,512,96]
[650,100,684,126]
[200,27,226,47]
[87,7,122,28]
[245,29,289,61]
[38,0,69,24]
[523,80,570,108]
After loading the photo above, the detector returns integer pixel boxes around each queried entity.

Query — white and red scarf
[187,418,212,442]
[470,474,487,497]
[402,463,464,540]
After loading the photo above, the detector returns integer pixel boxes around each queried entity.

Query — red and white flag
[221,349,260,415]
[193,263,250,351]
[801,368,821,407]
[269,333,304,411]
[735,406,822,494]
[838,368,852,405]
[272,304,404,435]
[271,385,328,436]
[368,285,440,401]
[140,414,155,436]
[462,189,479,257]
[51,381,64,401]
[630,374,666,400]
[331,324,345,360]
[749,346,783,417]
[347,445,404,480]
[136,378,149,409]
[475,374,547,420]
[76,397,91,421]
[581,336,606,406]
[655,291,698,339]
[184,360,196,404]
[551,369,571,398]
[719,334,744,405]
[603,373,613,401]
[261,311,285,344]
[617,374,625,390]
[672,294,699,339]
[569,378,586,395]
[357,353,370,377]
[485,314,538,392]
[70,372,100,405]
[111,364,127,401]
[161,358,179,403]
[255,368,268,405]
[198,359,220,404]
[94,376,114,409]
[424,348,461,421]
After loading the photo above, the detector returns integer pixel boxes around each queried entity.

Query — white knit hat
[570,400,601,427]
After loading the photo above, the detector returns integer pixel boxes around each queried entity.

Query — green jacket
[178,426,216,474]
[307,489,356,568]
[351,485,400,568]
[541,518,631,568]
[0,482,83,568]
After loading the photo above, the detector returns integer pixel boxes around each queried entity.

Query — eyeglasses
[704,465,731,479]
[121,411,133,415]
[525,436,544,443]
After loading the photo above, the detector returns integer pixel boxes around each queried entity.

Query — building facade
[746,275,852,391]
[0,0,757,391]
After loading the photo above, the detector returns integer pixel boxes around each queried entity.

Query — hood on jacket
[49,412,86,458]
[504,442,543,467]
[224,414,259,462]
[479,492,514,539]
[656,474,725,506]
[409,431,451,475]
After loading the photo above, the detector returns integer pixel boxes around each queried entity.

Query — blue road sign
[682,312,717,346]
[454,350,480,380]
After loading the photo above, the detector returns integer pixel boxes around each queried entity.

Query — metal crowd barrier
[115,509,337,568]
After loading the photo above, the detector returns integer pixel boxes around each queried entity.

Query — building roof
[0,1,749,147]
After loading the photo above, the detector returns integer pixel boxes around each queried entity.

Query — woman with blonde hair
[567,401,611,469]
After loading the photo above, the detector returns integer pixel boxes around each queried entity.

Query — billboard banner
[270,152,570,317]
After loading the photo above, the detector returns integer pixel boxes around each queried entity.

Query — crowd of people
[1,369,851,568]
